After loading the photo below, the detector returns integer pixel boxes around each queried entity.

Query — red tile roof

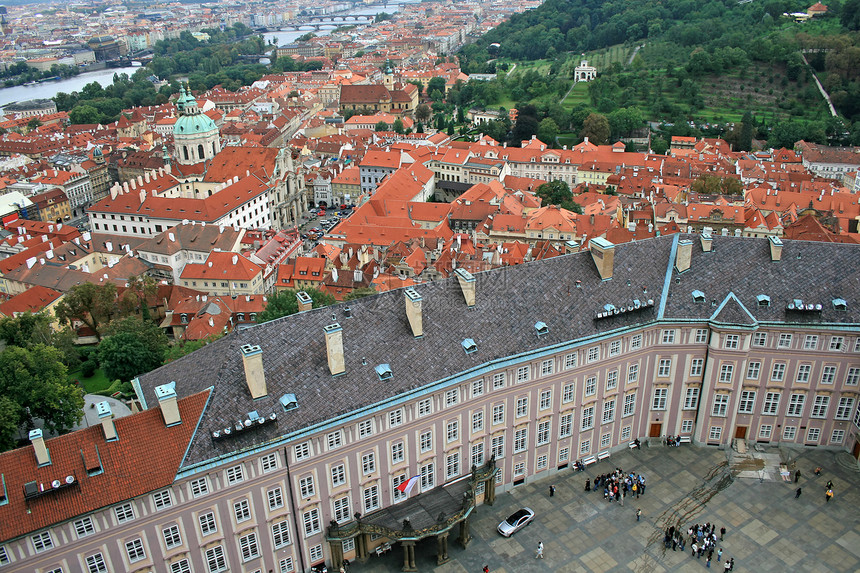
[0,285,62,316]
[0,391,210,542]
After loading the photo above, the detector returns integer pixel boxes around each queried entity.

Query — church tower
[173,85,221,166]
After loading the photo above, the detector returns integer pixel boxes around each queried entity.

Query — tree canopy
[98,316,169,381]
[55,282,117,340]
[256,288,336,324]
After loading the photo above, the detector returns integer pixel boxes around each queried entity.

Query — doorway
[852,440,860,459]
[735,426,747,440]
[649,423,662,437]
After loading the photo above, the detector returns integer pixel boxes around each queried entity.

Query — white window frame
[628,364,639,384]
[752,332,767,347]
[690,359,703,377]
[239,532,260,562]
[606,370,618,390]
[738,390,756,414]
[74,516,95,538]
[684,387,699,410]
[623,392,636,417]
[587,346,600,362]
[199,512,217,536]
[163,524,182,549]
[330,464,346,487]
[661,329,676,344]
[652,388,668,410]
[581,406,594,430]
[777,333,792,348]
[125,538,146,563]
[711,394,729,417]
[225,465,244,485]
[205,545,227,573]
[268,487,284,511]
[602,398,615,424]
[631,334,642,349]
[584,376,596,397]
[803,334,818,350]
[658,359,671,377]
[787,393,806,417]
[746,361,761,380]
[303,508,321,537]
[724,334,739,349]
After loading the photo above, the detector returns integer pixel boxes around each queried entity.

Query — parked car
[497,507,535,537]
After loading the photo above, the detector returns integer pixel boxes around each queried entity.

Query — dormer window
[279,393,298,412]
[461,338,477,354]
[534,322,548,336]
[180,313,188,324]
[237,313,244,321]
[833,298,847,311]
[692,290,705,303]
[375,364,393,381]
[756,294,771,307]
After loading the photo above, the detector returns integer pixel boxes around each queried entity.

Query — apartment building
[1,234,858,573]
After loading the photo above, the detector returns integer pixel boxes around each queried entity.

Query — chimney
[296,291,313,312]
[404,287,423,337]
[324,323,345,376]
[589,237,615,280]
[700,232,713,252]
[240,344,267,399]
[675,238,692,273]
[29,429,50,466]
[96,401,117,441]
[155,382,181,426]
[454,268,476,307]
[769,236,783,261]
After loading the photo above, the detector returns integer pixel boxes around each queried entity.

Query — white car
[497,507,535,537]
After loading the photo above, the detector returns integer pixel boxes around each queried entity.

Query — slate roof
[136,235,860,470]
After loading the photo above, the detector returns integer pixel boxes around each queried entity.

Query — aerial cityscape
[0,0,858,571]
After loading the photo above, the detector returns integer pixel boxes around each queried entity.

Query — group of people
[665,435,684,447]
[584,467,646,503]
[661,522,734,570]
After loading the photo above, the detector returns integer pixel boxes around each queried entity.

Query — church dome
[174,113,218,136]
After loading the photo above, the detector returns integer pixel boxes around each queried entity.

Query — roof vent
[832,298,847,311]
[324,323,345,376]
[756,294,771,307]
[534,321,548,336]
[454,268,476,307]
[404,287,423,337]
[279,393,298,412]
[692,290,705,303]
[461,338,477,354]
[768,236,783,261]
[296,290,313,312]
[375,363,393,380]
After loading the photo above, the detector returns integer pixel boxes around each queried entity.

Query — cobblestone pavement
[347,445,860,573]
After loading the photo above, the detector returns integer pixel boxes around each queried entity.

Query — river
[0,66,140,111]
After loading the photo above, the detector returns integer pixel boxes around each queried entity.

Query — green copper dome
[174,113,218,136]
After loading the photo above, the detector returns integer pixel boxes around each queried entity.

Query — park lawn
[562,82,591,108]
[69,367,112,394]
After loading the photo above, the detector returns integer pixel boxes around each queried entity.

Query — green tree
[0,344,84,450]
[535,180,573,205]
[651,136,669,155]
[393,118,405,134]
[119,274,158,320]
[427,76,446,97]
[414,103,432,123]
[739,111,754,152]
[26,118,42,130]
[257,288,335,324]
[581,113,611,144]
[0,312,52,348]
[68,104,102,125]
[345,287,377,301]
[537,118,559,146]
[375,121,390,132]
[98,316,168,381]
[164,334,223,363]
[55,282,117,340]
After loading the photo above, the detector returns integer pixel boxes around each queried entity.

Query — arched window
[183,146,189,161]
[198,144,204,159]
[211,142,216,155]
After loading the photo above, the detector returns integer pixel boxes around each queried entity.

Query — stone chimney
[769,236,783,261]
[675,238,693,273]
[296,291,313,312]
[96,401,117,441]
[324,323,345,376]
[404,287,423,337]
[29,429,50,466]
[155,382,181,426]
[240,344,267,399]
[700,232,713,252]
[454,268,476,307]
[589,237,615,280]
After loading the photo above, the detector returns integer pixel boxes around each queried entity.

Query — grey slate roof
[136,235,860,469]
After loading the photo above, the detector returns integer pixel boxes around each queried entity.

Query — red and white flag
[397,475,420,495]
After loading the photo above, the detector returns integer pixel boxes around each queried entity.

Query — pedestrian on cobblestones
[717,548,722,561]
[585,479,591,492]
[535,541,544,559]
[794,469,801,483]
[549,485,555,497]
[724,559,731,572]
[636,508,641,521]
[825,488,833,503]
[720,526,726,541]
[728,557,734,570]
[692,542,698,557]
[483,566,489,573]
[795,487,802,498]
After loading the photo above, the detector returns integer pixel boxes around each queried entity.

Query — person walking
[483,566,489,573]
[794,469,801,483]
[724,560,731,572]
[636,508,641,521]
[692,542,698,557]
[717,548,722,562]
[825,479,833,490]
[825,488,833,503]
[795,487,802,499]
[728,557,735,570]
[720,526,726,541]
[585,479,591,492]
[549,485,555,497]
[535,541,544,559]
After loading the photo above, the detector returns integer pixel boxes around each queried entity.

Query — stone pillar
[329,540,344,570]
[356,533,369,561]
[436,532,450,565]
[458,516,472,548]
[402,541,417,572]
[485,476,496,505]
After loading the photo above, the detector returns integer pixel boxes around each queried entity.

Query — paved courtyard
[349,444,860,572]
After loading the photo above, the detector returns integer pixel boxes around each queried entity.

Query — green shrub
[81,359,97,378]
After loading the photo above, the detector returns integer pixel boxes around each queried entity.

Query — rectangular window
[418,399,432,417]
[446,452,460,479]
[32,531,53,552]
[125,538,146,563]
[581,406,594,430]
[804,335,818,350]
[0,547,8,566]
[537,420,551,444]
[718,364,734,384]
[559,447,570,462]
[631,334,642,349]
[746,361,761,380]
[724,334,739,349]
[420,462,435,490]
[303,508,321,536]
[708,426,722,442]
[471,379,484,398]
[74,516,95,538]
[689,359,703,377]
[609,340,621,356]
[712,394,729,417]
[492,372,506,389]
[564,353,577,370]
[787,394,806,417]
[579,440,591,455]
[738,391,756,414]
[752,332,767,347]
[361,453,376,475]
[392,474,407,502]
[332,496,351,524]
[541,359,554,376]
[363,485,380,511]
[695,328,708,343]
[763,392,781,415]
[831,429,845,444]
[563,382,575,403]
[587,347,599,362]
[199,512,217,536]
[835,397,855,420]
[295,442,311,461]
[771,363,786,382]
[606,370,618,390]
[661,330,676,344]
[821,365,836,384]
[811,395,830,418]
[846,367,860,385]
[796,364,811,383]
[471,442,485,467]
[539,390,552,410]
[681,420,693,433]
[234,499,251,522]
[652,388,668,410]
[190,477,209,497]
[272,520,291,548]
[163,524,182,548]
[445,388,459,407]
[516,365,530,382]
[268,487,284,510]
[516,397,529,417]
[226,465,244,485]
[420,431,433,452]
[585,376,597,397]
[205,545,227,573]
[171,560,191,573]
[783,426,797,440]
[806,428,821,443]
[492,404,505,425]
[471,410,484,433]
[446,420,459,442]
[358,419,374,438]
[310,545,324,562]
[621,426,631,440]
[331,464,346,487]
[684,387,699,410]
[778,333,792,348]
[391,442,405,464]
[514,462,525,476]
[240,532,260,561]
[560,412,573,436]
[623,393,636,417]
[389,409,403,427]
[261,452,278,472]
[628,364,639,384]
[658,359,672,377]
[758,425,772,439]
[300,474,317,498]
[491,435,504,459]
[830,336,844,351]
[602,398,615,424]
[86,553,108,573]
[153,489,172,509]
[600,433,611,448]
[115,503,135,523]
[537,454,548,470]
[514,427,528,452]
